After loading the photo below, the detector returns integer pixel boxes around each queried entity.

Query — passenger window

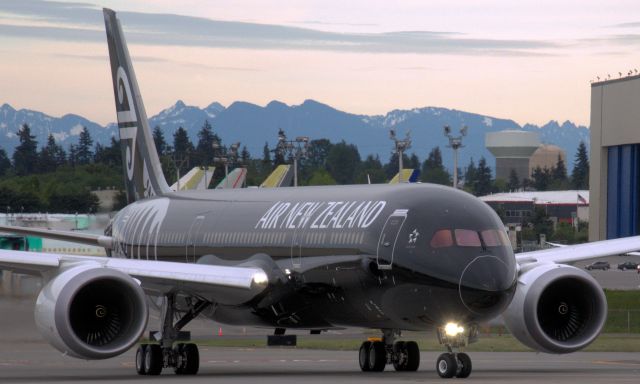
[430,229,453,248]
[455,229,481,247]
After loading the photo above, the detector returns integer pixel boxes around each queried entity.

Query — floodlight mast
[213,140,241,189]
[443,125,467,189]
[389,129,412,183]
[275,129,309,187]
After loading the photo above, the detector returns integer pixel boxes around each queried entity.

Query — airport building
[589,76,640,240]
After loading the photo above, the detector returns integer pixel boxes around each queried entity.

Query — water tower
[485,130,540,181]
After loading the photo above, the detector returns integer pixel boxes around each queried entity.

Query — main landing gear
[434,323,477,379]
[358,329,420,372]
[136,294,210,376]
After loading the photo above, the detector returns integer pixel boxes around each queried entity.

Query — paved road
[0,343,639,384]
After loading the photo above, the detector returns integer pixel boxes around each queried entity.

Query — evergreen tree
[308,169,337,185]
[76,126,93,165]
[0,148,10,176]
[13,124,38,176]
[420,147,450,185]
[552,154,567,183]
[68,144,78,167]
[474,157,493,196]
[356,154,386,184]
[571,141,590,189]
[240,146,251,165]
[384,152,411,180]
[153,126,167,157]
[463,158,477,192]
[195,120,219,166]
[531,166,552,191]
[173,127,194,175]
[326,141,360,184]
[408,153,420,169]
[507,169,520,191]
[38,134,60,173]
[261,142,273,174]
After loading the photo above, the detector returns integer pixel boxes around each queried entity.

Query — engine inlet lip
[522,268,607,353]
[54,268,148,359]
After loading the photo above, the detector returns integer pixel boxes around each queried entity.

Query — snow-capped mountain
[0,100,589,172]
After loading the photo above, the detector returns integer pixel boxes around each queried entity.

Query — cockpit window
[481,229,510,247]
[481,230,501,246]
[455,229,481,247]
[430,229,453,248]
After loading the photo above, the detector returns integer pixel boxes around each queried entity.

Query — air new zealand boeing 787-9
[0,8,639,379]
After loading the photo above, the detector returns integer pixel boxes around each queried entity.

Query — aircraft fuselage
[106,183,517,331]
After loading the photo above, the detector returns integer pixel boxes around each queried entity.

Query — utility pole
[213,140,241,189]
[443,125,468,189]
[389,129,411,183]
[275,129,309,187]
[171,154,189,191]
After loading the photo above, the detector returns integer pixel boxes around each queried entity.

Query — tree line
[0,121,590,213]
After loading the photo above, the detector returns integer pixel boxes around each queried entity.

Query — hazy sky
[1,0,640,126]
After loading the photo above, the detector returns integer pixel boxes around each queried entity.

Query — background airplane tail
[103,9,171,203]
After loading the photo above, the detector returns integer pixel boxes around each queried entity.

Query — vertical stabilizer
[103,9,171,203]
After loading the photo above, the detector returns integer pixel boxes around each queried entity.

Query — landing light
[444,322,464,337]
[252,272,268,285]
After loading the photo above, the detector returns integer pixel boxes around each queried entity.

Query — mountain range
[0,100,589,173]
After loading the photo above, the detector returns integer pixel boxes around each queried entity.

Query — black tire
[173,344,184,375]
[144,344,163,376]
[368,341,386,372]
[456,353,472,378]
[392,341,406,371]
[404,341,420,372]
[436,353,457,378]
[359,341,372,372]
[180,343,199,375]
[135,345,147,375]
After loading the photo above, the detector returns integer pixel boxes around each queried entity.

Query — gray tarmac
[0,343,639,384]
[1,297,640,383]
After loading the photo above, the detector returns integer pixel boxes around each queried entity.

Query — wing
[516,235,640,265]
[0,224,113,248]
[0,249,268,305]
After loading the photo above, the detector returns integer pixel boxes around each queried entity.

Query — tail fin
[103,9,171,203]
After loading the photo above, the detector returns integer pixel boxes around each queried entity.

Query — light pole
[213,140,241,189]
[276,129,309,187]
[389,129,412,183]
[171,154,189,191]
[443,125,468,189]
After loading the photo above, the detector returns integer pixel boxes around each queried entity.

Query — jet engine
[34,264,148,359]
[502,263,607,353]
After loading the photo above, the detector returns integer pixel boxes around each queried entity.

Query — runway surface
[0,343,639,384]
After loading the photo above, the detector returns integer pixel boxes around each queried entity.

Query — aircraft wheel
[392,341,406,371]
[456,353,472,378]
[135,345,147,375]
[358,341,372,371]
[144,344,163,376]
[368,341,386,372]
[436,353,457,378]
[404,341,420,372]
[175,343,199,375]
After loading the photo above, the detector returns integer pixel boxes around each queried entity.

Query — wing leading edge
[0,224,113,249]
[0,249,268,305]
[515,235,640,265]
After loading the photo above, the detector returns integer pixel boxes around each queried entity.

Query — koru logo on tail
[116,67,137,182]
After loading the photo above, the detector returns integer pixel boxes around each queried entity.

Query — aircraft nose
[458,255,516,318]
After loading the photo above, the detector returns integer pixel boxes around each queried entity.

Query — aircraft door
[376,209,408,270]
[186,215,204,263]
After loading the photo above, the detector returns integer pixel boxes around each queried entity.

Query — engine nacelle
[502,263,607,354]
[35,264,148,359]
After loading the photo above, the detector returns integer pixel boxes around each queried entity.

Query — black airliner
[0,8,639,379]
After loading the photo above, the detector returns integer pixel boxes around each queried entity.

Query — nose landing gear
[435,323,477,378]
[358,329,420,372]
